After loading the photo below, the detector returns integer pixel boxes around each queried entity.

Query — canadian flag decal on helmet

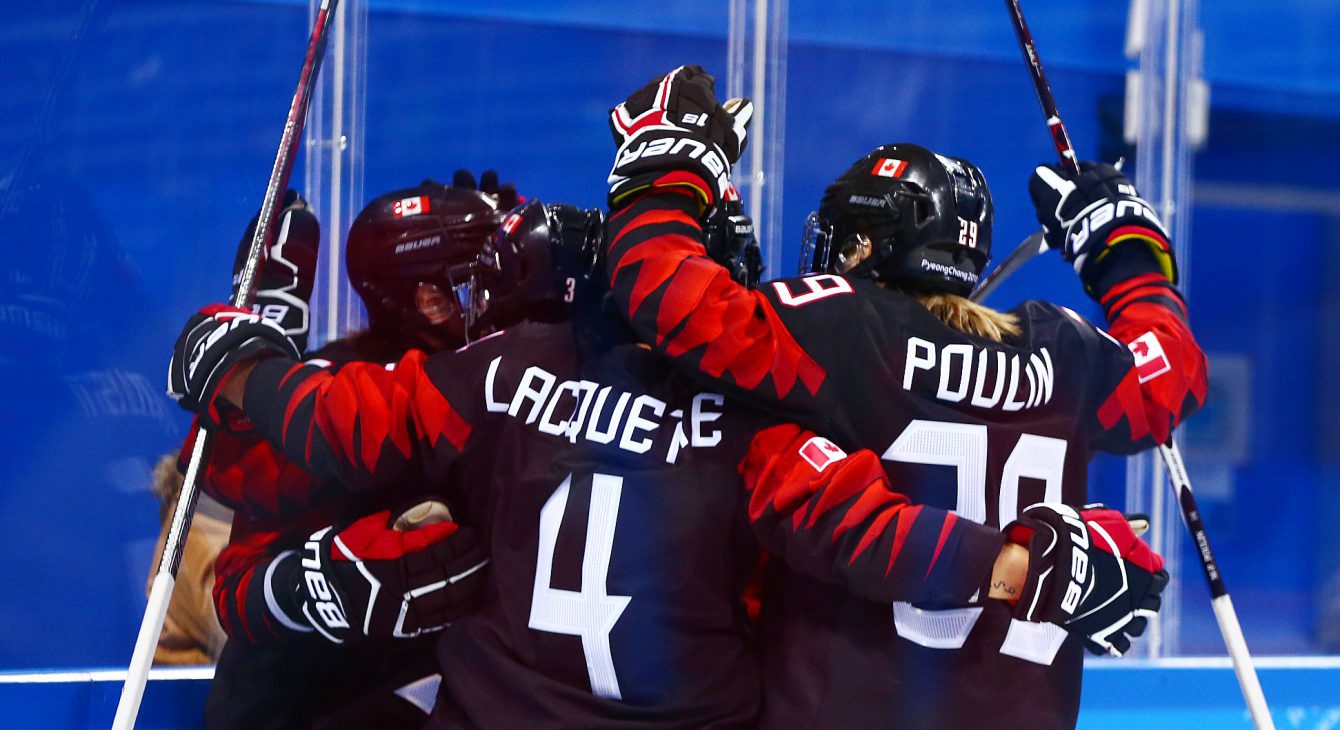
[872,158,907,178]
[393,196,430,218]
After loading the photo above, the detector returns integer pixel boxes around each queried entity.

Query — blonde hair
[913,291,1021,343]
[152,450,185,524]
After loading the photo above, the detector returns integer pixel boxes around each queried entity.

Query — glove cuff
[608,129,730,210]
[1084,237,1179,303]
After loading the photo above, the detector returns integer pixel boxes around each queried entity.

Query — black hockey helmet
[799,143,993,296]
[346,180,506,337]
[702,196,763,287]
[466,199,605,335]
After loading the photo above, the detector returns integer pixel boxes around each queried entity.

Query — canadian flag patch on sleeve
[1128,331,1171,383]
[798,436,847,472]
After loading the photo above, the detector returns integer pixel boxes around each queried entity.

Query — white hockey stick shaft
[112,434,208,729]
[1001,2,1274,725]
[112,2,339,727]
[1158,441,1274,730]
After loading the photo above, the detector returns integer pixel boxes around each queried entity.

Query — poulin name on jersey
[481,355,726,464]
[903,336,1055,411]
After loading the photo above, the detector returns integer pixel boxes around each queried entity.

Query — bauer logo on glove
[607,64,753,209]
[1006,502,1169,656]
[168,304,300,428]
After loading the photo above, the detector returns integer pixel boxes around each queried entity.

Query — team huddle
[166,66,1207,729]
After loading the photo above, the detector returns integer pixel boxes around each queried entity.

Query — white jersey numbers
[881,419,1070,665]
[529,473,632,699]
[771,275,853,308]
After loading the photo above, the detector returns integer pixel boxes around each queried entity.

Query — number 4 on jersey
[529,473,632,699]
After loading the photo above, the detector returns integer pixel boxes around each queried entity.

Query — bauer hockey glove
[1006,503,1169,656]
[168,304,300,427]
[264,504,489,644]
[1028,162,1177,294]
[608,64,754,209]
[233,189,321,354]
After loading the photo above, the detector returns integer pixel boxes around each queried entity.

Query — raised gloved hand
[233,189,320,353]
[263,504,489,644]
[168,304,299,426]
[1006,503,1168,656]
[451,168,522,212]
[607,64,753,209]
[1028,162,1176,293]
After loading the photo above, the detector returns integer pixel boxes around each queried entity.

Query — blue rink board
[0,660,1336,729]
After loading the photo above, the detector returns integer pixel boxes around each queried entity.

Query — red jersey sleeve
[606,189,830,411]
[182,420,337,521]
[739,423,1004,606]
[211,509,328,644]
[239,349,474,494]
[1084,259,1209,451]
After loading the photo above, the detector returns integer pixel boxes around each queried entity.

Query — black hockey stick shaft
[1005,0,1080,178]
[1157,441,1274,727]
[113,2,340,727]
[1002,3,1273,727]
[973,0,1081,302]
[970,229,1045,304]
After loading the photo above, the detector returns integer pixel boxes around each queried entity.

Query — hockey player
[196,176,508,729]
[601,66,1206,729]
[167,193,1087,729]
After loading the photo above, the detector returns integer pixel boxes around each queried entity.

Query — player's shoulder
[1009,299,1127,357]
[758,273,898,325]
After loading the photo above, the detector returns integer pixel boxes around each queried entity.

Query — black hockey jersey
[604,187,1209,729]
[198,337,443,730]
[235,308,1015,729]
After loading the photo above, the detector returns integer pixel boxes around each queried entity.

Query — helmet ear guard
[466,200,606,338]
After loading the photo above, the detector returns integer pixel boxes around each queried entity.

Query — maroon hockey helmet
[466,199,604,335]
[346,181,506,337]
[800,143,993,297]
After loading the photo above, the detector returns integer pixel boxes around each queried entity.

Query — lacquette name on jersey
[903,336,1055,411]
[482,355,725,464]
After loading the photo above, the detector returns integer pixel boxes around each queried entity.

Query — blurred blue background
[1,0,1337,675]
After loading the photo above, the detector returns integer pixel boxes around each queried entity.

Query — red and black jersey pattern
[204,338,462,647]
[183,420,337,521]
[242,349,472,496]
[607,189,827,405]
[740,423,1004,606]
[605,186,1208,729]
[212,508,333,644]
[1091,273,1208,450]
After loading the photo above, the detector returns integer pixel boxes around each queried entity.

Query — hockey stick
[1000,3,1274,728]
[112,2,340,727]
[971,229,1045,303]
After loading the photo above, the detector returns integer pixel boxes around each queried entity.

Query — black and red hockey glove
[168,304,299,427]
[261,504,489,644]
[701,196,763,286]
[1006,503,1169,656]
[608,64,753,209]
[451,168,523,212]
[232,189,320,354]
[1028,162,1176,296]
